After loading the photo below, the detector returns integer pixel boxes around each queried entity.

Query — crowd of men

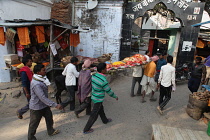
[15,52,210,140]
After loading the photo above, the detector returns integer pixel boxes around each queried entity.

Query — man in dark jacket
[16,57,33,119]
[188,57,206,93]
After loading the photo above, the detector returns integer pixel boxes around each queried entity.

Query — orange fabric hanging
[0,27,5,45]
[70,33,80,47]
[17,27,31,45]
[35,26,45,43]
[196,39,205,48]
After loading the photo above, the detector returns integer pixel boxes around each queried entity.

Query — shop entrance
[121,0,205,67]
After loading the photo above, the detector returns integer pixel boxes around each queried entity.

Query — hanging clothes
[59,40,68,50]
[54,28,63,41]
[17,27,31,45]
[0,27,5,45]
[6,28,16,43]
[35,26,45,43]
[16,41,24,57]
[70,32,80,47]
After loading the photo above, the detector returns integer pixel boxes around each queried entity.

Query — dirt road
[0,75,207,140]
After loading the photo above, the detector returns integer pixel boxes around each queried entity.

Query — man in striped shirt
[83,63,118,134]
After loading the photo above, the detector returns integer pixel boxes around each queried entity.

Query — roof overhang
[0,19,77,30]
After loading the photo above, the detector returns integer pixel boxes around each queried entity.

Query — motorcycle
[175,63,191,82]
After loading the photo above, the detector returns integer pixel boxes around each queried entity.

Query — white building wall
[0,0,52,20]
[74,2,123,62]
[0,0,52,82]
[0,43,11,82]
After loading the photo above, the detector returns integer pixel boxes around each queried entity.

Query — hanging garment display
[35,26,45,43]
[17,27,31,45]
[6,28,16,43]
[54,28,63,41]
[0,27,5,45]
[16,41,24,57]
[59,40,68,50]
[70,32,80,47]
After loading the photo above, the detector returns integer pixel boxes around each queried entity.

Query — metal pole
[49,24,55,82]
[50,24,54,69]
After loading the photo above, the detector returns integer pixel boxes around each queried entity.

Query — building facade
[73,0,124,62]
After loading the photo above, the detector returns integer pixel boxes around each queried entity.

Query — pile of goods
[98,53,113,63]
[76,55,98,64]
[60,54,147,73]
[60,55,99,68]
[61,56,73,67]
[186,91,210,120]
[192,91,210,102]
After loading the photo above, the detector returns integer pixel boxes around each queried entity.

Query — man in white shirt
[157,55,176,114]
[61,57,79,111]
[131,66,143,97]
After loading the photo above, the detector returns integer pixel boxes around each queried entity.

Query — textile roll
[35,26,45,43]
[70,33,80,47]
[0,27,5,45]
[17,27,31,45]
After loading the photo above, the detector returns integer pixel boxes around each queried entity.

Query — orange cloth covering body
[144,61,156,78]
[196,39,205,48]
[35,26,45,43]
[70,33,80,47]
[0,27,5,45]
[17,27,31,45]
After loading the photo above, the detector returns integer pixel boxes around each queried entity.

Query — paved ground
[0,75,207,140]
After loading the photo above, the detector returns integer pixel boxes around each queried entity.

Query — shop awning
[0,19,76,30]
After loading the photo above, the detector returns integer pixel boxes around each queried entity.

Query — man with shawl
[17,57,33,119]
[140,55,159,103]
[74,60,92,118]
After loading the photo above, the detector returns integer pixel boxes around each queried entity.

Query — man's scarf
[33,74,51,86]
[19,66,33,81]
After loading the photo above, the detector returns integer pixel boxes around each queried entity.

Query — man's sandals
[50,130,60,136]
[83,129,94,134]
[83,118,112,134]
[16,111,23,119]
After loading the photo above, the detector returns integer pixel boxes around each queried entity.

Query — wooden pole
[52,28,68,43]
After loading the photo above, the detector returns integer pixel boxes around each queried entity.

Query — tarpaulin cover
[17,27,31,45]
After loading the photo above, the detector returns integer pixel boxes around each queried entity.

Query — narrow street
[0,75,207,140]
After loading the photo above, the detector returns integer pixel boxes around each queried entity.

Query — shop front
[0,19,78,81]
